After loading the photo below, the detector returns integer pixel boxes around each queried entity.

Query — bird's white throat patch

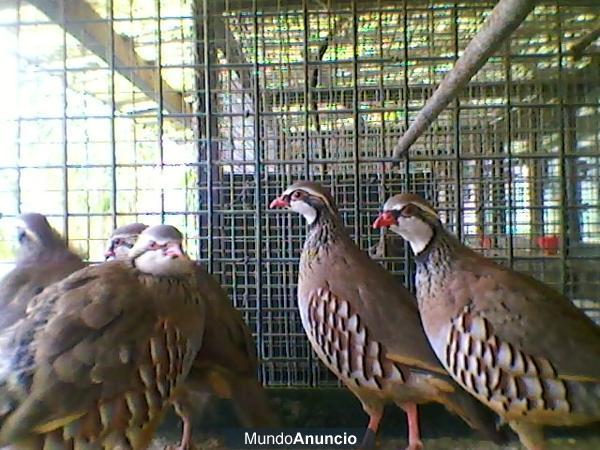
[291,201,317,225]
[134,250,192,277]
[390,218,434,255]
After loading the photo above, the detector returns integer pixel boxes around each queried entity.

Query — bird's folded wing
[454,255,600,383]
[195,266,258,375]
[0,257,86,329]
[314,242,447,375]
[0,263,168,443]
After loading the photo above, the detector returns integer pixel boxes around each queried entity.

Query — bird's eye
[113,238,122,246]
[148,241,159,249]
[291,190,303,200]
[400,204,418,217]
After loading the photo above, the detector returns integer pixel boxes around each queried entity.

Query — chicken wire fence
[0,0,599,387]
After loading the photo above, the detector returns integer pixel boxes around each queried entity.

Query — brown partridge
[0,213,85,330]
[0,225,206,449]
[104,223,149,261]
[374,193,600,450]
[270,181,504,450]
[106,225,278,431]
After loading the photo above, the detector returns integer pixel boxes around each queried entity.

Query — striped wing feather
[300,234,446,376]
[0,261,196,447]
[306,286,410,390]
[454,251,600,382]
[440,250,600,422]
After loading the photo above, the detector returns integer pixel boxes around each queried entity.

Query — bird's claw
[405,441,423,450]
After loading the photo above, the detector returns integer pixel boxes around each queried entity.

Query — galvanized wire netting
[0,0,598,386]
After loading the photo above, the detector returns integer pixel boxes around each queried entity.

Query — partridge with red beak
[375,193,600,450]
[107,224,278,437]
[0,225,206,449]
[104,223,149,261]
[270,181,505,450]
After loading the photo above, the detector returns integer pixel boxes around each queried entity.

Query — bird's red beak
[269,195,289,209]
[165,243,184,258]
[373,212,396,229]
[104,250,115,260]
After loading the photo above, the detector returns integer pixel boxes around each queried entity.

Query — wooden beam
[29,0,189,119]
[391,0,536,160]
[571,25,600,60]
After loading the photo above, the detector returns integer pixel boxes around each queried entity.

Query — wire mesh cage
[0,0,598,388]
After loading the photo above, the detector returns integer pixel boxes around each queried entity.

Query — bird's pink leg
[360,408,384,449]
[178,414,193,450]
[166,402,194,450]
[400,402,423,450]
[510,420,545,450]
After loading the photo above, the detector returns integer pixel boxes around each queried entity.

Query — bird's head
[269,180,338,225]
[15,213,63,258]
[105,223,148,261]
[373,193,440,255]
[128,225,192,277]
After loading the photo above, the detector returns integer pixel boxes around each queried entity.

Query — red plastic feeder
[536,235,560,256]
[479,234,493,249]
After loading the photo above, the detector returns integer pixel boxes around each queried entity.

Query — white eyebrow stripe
[282,187,328,202]
[385,200,438,218]
[383,199,405,211]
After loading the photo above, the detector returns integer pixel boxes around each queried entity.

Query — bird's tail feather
[442,389,509,445]
[564,379,600,421]
[228,376,280,428]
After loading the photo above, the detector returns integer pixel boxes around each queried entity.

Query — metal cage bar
[0,0,598,386]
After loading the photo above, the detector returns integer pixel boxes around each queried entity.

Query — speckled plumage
[107,226,278,431]
[0,228,205,449]
[379,193,600,450]
[272,181,504,449]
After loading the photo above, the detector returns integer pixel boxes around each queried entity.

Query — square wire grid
[0,0,598,387]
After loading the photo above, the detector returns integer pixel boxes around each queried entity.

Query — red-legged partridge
[106,224,278,433]
[374,193,600,450]
[0,213,85,330]
[104,223,149,261]
[270,181,504,450]
[0,225,206,449]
